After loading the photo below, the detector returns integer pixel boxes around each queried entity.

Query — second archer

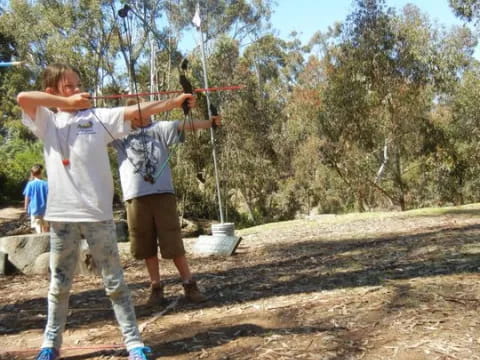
[112,97,222,306]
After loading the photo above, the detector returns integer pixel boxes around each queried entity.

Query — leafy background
[1,0,480,228]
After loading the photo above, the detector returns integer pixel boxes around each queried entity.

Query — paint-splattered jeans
[42,221,144,351]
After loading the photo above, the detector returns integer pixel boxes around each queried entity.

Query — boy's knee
[48,285,70,301]
[104,279,130,300]
[108,287,129,300]
[49,268,74,294]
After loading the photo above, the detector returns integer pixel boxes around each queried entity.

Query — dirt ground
[2,204,480,360]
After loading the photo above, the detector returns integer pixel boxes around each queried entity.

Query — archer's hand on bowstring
[65,93,92,110]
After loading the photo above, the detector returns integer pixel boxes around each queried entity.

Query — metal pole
[197,25,224,223]
[150,34,155,102]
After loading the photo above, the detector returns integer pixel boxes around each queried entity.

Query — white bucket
[211,222,235,236]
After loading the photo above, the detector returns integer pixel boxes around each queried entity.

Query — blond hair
[41,63,80,91]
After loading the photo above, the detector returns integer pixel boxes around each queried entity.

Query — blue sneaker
[35,347,59,360]
[128,346,152,360]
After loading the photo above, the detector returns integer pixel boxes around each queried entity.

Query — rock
[31,252,50,274]
[0,251,16,275]
[0,251,7,275]
[0,235,99,275]
[193,235,242,256]
[180,218,201,237]
[115,219,129,243]
[31,245,98,276]
[0,233,49,273]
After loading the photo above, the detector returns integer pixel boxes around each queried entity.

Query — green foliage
[0,136,44,204]
[2,0,480,222]
[449,0,480,22]
[310,0,477,211]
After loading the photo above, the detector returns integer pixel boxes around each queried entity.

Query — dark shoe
[146,283,165,306]
[183,280,207,303]
[35,348,60,360]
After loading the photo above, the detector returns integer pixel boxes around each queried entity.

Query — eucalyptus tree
[449,0,480,22]
[156,0,280,224]
[446,0,480,204]
[317,0,474,211]
[0,0,123,202]
[167,0,274,44]
[319,0,402,210]
[0,26,42,203]
[213,31,312,223]
[0,0,117,92]
[435,62,480,205]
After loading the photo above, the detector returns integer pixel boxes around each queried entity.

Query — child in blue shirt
[23,164,49,233]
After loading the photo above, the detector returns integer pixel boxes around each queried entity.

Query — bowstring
[86,4,154,183]
[92,3,196,185]
[124,3,200,185]
[121,8,155,183]
[84,5,143,178]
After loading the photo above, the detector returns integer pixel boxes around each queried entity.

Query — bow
[117,3,156,184]
[85,3,156,183]
[95,3,234,190]
[179,58,193,116]
[141,57,196,185]
[115,4,201,184]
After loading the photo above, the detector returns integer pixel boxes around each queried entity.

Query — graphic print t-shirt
[112,120,183,201]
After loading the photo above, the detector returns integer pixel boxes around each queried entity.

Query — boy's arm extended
[123,94,195,123]
[16,91,92,119]
[179,115,222,131]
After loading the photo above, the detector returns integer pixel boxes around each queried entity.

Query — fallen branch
[139,297,179,333]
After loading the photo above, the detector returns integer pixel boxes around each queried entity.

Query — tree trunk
[394,151,406,211]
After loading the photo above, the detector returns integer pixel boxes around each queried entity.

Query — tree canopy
[1,0,479,226]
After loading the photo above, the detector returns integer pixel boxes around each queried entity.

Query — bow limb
[118,4,154,183]
[179,58,194,115]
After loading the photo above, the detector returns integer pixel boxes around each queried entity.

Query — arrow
[90,85,245,100]
[0,61,25,67]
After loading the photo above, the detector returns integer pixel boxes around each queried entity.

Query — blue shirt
[23,178,48,216]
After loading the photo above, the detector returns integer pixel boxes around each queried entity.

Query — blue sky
[270,0,467,44]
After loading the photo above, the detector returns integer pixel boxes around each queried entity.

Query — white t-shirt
[22,107,130,222]
[112,120,183,201]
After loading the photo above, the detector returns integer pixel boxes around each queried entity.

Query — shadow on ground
[1,220,479,337]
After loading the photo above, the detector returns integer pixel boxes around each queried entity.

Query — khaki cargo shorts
[126,193,185,260]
